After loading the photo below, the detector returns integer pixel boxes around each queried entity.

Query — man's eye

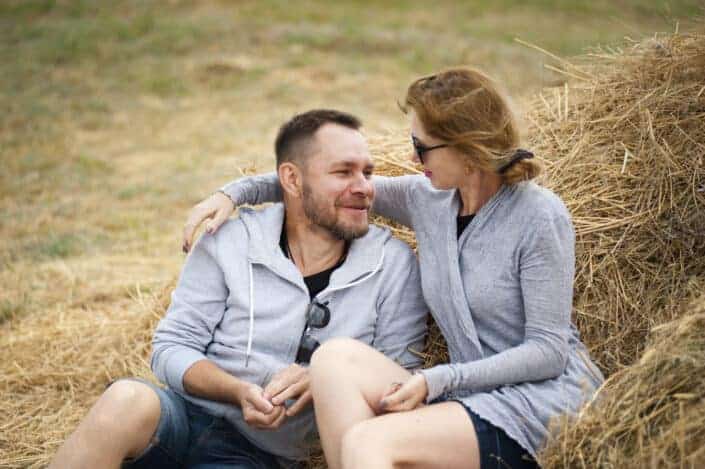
[335,170,351,175]
[364,171,373,179]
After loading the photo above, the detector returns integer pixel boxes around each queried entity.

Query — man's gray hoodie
[151,203,428,460]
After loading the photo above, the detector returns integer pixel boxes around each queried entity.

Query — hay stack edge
[1,29,703,468]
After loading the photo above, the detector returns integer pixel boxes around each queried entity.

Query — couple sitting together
[50,68,603,469]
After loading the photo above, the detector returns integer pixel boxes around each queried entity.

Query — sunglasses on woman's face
[295,301,331,364]
[412,135,448,165]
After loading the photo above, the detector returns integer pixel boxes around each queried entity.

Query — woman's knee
[310,337,369,373]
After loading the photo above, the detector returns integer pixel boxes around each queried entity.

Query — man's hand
[378,373,428,413]
[263,364,312,417]
[238,383,287,430]
[182,191,235,253]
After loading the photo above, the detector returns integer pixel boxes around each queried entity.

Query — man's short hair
[275,109,362,168]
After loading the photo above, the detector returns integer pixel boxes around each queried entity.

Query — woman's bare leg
[341,401,479,469]
[310,338,479,469]
[49,380,161,469]
[310,338,411,469]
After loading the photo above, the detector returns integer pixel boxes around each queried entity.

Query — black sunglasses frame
[412,135,448,165]
[295,301,331,364]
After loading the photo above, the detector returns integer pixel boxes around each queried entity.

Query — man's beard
[302,182,370,241]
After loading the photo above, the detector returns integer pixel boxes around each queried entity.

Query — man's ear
[278,162,304,198]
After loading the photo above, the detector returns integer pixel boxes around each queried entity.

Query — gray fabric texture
[152,203,428,460]
[221,173,604,457]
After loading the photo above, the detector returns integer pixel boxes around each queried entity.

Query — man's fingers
[246,391,274,414]
[271,380,307,406]
[255,405,285,428]
[285,390,312,417]
[266,407,288,429]
[264,365,305,401]
[263,378,290,402]
[246,406,283,429]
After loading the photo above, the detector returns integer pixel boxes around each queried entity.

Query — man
[49,109,427,468]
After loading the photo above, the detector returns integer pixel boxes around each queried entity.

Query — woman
[183,68,603,469]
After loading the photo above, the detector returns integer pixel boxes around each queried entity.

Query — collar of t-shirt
[279,225,348,300]
[457,214,476,239]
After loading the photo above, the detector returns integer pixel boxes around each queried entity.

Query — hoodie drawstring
[245,262,254,367]
[323,249,386,294]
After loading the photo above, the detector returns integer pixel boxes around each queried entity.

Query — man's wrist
[230,378,249,407]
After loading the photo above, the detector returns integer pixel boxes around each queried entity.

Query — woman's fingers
[182,206,213,252]
[379,383,415,412]
[205,203,232,234]
[380,381,404,400]
[379,376,428,413]
[182,192,235,252]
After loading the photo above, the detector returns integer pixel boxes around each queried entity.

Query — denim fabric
[122,381,299,469]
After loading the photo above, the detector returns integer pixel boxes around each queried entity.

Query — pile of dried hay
[0,283,168,468]
[525,30,705,376]
[539,295,705,468]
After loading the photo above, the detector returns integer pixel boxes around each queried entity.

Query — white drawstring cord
[324,249,386,294]
[245,262,254,367]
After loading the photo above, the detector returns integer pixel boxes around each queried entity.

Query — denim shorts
[120,379,300,469]
[457,402,540,469]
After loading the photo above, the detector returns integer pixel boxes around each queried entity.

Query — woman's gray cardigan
[221,173,604,457]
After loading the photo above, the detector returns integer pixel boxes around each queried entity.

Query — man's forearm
[182,359,246,407]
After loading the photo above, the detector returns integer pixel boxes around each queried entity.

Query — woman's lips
[424,169,433,178]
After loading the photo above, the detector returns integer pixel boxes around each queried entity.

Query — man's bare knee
[49,380,162,468]
[91,380,161,451]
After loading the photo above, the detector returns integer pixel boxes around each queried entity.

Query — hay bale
[526,31,705,376]
[539,295,705,468]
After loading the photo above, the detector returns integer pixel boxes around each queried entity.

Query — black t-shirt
[457,214,476,239]
[280,228,347,300]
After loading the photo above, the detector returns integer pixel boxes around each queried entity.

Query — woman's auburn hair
[403,67,541,185]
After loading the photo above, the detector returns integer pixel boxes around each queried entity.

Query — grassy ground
[0,0,701,466]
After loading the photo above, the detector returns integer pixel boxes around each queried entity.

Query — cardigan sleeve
[419,213,574,401]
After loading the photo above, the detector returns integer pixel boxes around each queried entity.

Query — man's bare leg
[49,380,161,469]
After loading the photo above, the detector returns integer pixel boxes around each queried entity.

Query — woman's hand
[378,373,429,413]
[182,191,235,252]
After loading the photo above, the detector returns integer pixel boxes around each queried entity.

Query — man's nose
[410,150,421,164]
[349,172,373,196]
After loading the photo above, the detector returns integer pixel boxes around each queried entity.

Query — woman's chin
[428,178,454,191]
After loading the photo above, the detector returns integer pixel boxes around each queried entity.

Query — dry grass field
[1,1,702,467]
